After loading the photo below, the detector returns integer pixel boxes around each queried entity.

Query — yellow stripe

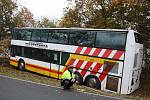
[69,54,117,63]
[10,61,18,67]
[65,57,73,66]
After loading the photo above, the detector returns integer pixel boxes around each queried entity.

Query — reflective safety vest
[61,70,75,80]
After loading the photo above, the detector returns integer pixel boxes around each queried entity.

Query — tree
[37,17,56,28]
[15,7,35,27]
[59,9,82,27]
[0,0,17,38]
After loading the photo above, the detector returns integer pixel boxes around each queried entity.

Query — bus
[10,28,143,94]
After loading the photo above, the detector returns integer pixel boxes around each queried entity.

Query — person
[61,66,75,89]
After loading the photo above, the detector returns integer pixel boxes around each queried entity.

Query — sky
[17,0,67,20]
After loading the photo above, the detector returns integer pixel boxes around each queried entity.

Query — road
[0,75,119,100]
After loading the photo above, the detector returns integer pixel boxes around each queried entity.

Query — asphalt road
[0,75,119,100]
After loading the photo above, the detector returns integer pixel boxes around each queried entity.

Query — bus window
[13,29,22,40]
[61,52,70,66]
[13,29,31,40]
[15,46,22,56]
[96,31,126,50]
[20,30,31,40]
[25,30,32,40]
[24,47,31,58]
[31,30,41,41]
[10,46,15,57]
[48,30,68,44]
[40,31,48,42]
[31,29,49,42]
[68,31,95,46]
[46,50,60,64]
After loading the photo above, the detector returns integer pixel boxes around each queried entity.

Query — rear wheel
[85,76,101,89]
[18,60,25,71]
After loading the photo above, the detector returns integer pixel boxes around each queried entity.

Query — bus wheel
[74,72,83,85]
[85,76,100,89]
[18,60,25,71]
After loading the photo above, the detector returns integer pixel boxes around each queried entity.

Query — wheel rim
[19,62,24,69]
[88,78,97,87]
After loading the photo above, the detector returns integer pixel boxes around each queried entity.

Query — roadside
[0,61,148,100]
[0,75,118,100]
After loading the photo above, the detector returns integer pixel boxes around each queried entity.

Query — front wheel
[18,60,25,71]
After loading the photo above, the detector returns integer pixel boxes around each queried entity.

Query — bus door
[59,52,70,79]
[48,51,60,79]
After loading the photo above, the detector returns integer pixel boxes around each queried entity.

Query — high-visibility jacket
[61,70,75,80]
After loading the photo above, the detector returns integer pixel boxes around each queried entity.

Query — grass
[0,60,149,100]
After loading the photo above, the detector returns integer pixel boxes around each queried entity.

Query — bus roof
[13,27,130,32]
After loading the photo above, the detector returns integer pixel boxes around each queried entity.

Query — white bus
[10,28,143,94]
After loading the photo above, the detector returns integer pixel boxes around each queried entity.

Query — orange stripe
[26,63,63,75]
[10,59,63,75]
[10,59,18,63]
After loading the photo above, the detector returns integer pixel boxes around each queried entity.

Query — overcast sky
[17,0,67,20]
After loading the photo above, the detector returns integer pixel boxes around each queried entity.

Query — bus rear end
[121,30,143,94]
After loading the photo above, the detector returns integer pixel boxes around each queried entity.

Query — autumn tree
[36,17,56,28]
[15,7,35,27]
[0,0,17,39]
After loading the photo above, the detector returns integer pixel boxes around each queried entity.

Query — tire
[18,60,25,71]
[74,72,83,85]
[85,75,101,89]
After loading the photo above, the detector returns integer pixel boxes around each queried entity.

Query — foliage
[0,0,17,38]
[36,17,56,28]
[14,7,35,27]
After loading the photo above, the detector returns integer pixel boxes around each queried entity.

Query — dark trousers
[61,79,73,89]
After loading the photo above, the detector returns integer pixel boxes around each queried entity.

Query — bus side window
[46,50,60,64]
[51,52,60,64]
[96,31,126,50]
[15,46,22,56]
[61,52,70,66]
[10,46,15,57]
[68,31,95,47]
